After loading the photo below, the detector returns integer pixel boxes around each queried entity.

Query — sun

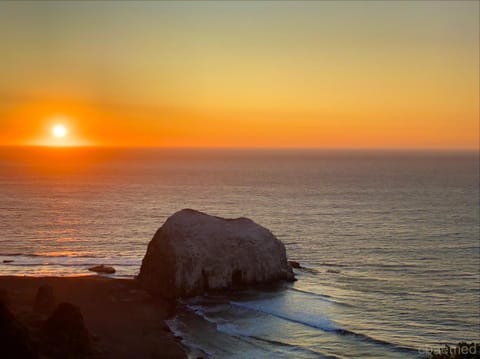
[52,124,68,138]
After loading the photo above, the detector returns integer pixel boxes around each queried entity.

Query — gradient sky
[0,1,478,148]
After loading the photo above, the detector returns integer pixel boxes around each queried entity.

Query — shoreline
[0,275,187,358]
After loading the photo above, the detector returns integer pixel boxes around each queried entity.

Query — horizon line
[0,144,478,152]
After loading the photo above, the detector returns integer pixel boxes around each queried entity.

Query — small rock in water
[326,269,341,274]
[33,285,55,314]
[288,260,302,269]
[88,264,116,274]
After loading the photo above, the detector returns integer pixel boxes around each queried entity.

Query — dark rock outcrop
[288,260,302,269]
[88,265,115,274]
[0,301,38,359]
[138,209,294,298]
[0,288,10,307]
[326,269,341,274]
[33,285,55,314]
[40,302,91,357]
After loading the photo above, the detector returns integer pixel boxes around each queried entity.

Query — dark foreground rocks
[40,302,92,357]
[138,209,295,298]
[288,260,302,269]
[0,276,187,358]
[0,288,10,307]
[1,286,91,358]
[0,301,38,359]
[33,284,55,314]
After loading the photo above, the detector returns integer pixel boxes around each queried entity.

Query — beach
[0,275,186,358]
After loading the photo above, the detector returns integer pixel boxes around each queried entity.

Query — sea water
[0,147,478,358]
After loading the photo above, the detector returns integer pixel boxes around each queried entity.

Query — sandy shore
[0,275,187,358]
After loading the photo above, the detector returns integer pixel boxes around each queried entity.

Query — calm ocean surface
[0,147,479,358]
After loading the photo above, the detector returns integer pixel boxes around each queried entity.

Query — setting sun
[52,124,67,138]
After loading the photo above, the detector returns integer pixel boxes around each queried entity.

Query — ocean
[0,147,479,358]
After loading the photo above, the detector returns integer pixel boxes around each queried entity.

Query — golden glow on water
[33,251,85,257]
[54,237,77,243]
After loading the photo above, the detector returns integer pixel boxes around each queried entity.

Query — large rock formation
[138,209,294,298]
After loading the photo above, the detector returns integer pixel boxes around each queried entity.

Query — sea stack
[138,209,294,298]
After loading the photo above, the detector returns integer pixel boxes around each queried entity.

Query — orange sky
[0,1,478,149]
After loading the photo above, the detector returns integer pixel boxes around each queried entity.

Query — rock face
[138,209,294,298]
[40,302,91,357]
[288,260,302,269]
[0,301,38,359]
[33,285,55,314]
[0,288,10,307]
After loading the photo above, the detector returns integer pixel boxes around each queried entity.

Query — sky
[0,1,478,148]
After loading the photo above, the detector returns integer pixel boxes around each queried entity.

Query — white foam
[231,298,337,332]
[166,317,214,359]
